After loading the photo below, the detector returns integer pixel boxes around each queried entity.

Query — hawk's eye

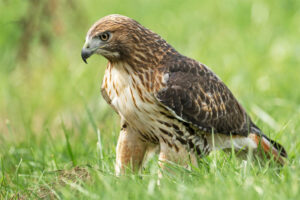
[99,32,110,41]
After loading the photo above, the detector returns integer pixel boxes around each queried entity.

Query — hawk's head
[81,14,173,64]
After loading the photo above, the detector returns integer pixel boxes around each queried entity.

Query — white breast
[102,62,160,131]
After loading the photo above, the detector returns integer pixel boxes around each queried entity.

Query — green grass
[0,0,300,199]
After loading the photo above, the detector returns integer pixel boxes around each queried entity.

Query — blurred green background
[0,0,300,199]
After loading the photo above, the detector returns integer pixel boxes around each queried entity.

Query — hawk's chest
[101,63,164,128]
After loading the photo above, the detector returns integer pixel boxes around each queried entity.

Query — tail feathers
[265,136,288,158]
[248,133,287,165]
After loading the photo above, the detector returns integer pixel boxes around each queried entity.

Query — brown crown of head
[81,14,172,64]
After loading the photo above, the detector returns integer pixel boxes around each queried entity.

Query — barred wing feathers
[156,56,251,136]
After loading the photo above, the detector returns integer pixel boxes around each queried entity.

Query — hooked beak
[81,48,94,64]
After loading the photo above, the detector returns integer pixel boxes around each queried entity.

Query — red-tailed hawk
[81,14,287,174]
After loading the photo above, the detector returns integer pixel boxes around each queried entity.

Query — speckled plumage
[82,14,287,174]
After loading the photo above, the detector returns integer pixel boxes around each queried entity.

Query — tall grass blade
[61,121,77,166]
